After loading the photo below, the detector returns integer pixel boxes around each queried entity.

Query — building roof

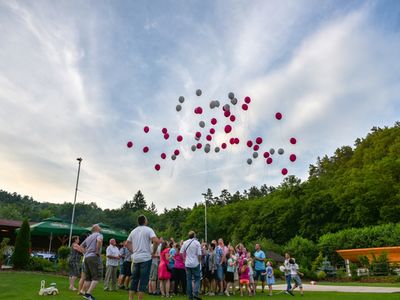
[336,246,400,263]
[0,219,36,227]
[266,250,285,263]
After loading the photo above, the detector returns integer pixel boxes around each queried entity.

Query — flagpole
[68,158,82,247]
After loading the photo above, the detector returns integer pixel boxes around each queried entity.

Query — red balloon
[143,146,149,153]
[224,110,231,117]
[211,118,217,125]
[253,145,260,151]
[256,137,263,144]
[266,157,273,164]
[247,140,253,148]
[209,128,215,134]
[242,104,248,111]
[229,138,235,145]
[206,135,212,141]
[144,126,150,133]
[162,128,168,134]
[230,115,236,122]
[155,164,161,171]
[161,153,167,159]
[195,131,202,138]
[275,112,283,120]
[290,137,297,144]
[224,125,232,134]
[127,141,133,148]
[221,142,227,149]
[263,152,270,158]
[177,135,183,142]
[290,154,297,162]
[164,133,169,140]
[282,168,288,175]
[194,106,203,114]
[234,138,240,144]
[196,143,202,149]
[174,149,180,156]
[244,96,251,104]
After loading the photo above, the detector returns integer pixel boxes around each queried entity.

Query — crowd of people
[67,215,304,300]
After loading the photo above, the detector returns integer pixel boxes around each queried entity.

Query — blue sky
[0,0,399,210]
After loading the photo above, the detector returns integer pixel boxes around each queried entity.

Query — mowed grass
[0,271,399,300]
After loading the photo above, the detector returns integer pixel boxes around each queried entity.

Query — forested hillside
[1,122,399,248]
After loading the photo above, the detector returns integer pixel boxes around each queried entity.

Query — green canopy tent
[22,217,90,252]
[87,223,128,243]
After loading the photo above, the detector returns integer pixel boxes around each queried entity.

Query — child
[262,261,275,296]
[246,252,255,295]
[289,258,304,296]
[239,259,252,296]
[224,253,235,296]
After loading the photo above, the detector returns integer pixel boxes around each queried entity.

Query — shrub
[27,257,54,272]
[370,252,389,276]
[336,267,348,279]
[58,246,70,260]
[11,219,31,269]
[317,270,327,280]
[57,258,69,274]
[284,236,318,269]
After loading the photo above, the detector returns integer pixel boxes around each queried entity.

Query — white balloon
[196,89,202,96]
[179,96,185,103]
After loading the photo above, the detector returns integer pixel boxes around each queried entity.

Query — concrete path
[272,284,400,293]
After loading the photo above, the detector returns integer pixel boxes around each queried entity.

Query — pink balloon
[275,112,283,120]
[177,135,183,142]
[127,141,133,148]
[230,115,236,122]
[162,128,168,134]
[290,154,297,162]
[266,157,273,164]
[197,143,202,149]
[244,96,251,104]
[229,138,235,145]
[224,110,231,117]
[290,137,297,145]
[263,152,270,158]
[195,131,202,138]
[143,146,149,153]
[256,137,263,144]
[253,145,260,151]
[234,138,240,144]
[224,125,232,134]
[282,168,288,175]
[211,118,217,125]
[247,140,253,148]
[155,164,161,171]
[195,107,203,114]
[174,149,180,156]
[221,143,227,149]
[209,128,215,134]
[206,135,212,141]
[144,126,150,133]
[161,153,167,159]
[164,133,169,140]
[242,104,248,111]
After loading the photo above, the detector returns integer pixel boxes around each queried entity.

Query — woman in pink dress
[158,241,172,297]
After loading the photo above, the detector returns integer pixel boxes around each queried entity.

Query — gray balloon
[231,98,238,105]
[215,100,220,107]
[176,104,182,112]
[205,143,211,149]
[247,158,253,165]
[223,104,230,111]
[191,145,196,152]
[253,152,259,159]
[270,148,275,155]
[199,121,205,128]
[179,96,185,103]
[214,146,220,153]
[171,154,177,160]
[195,136,200,141]
[228,92,234,100]
[205,146,210,153]
[278,148,284,155]
[196,89,202,96]
[210,101,216,109]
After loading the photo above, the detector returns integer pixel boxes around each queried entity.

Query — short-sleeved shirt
[254,250,266,271]
[169,248,176,268]
[215,246,223,265]
[106,245,120,266]
[81,232,103,258]
[180,238,201,268]
[290,263,299,276]
[127,225,156,263]
[227,258,235,272]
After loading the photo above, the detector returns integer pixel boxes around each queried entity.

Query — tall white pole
[204,198,207,243]
[68,158,82,247]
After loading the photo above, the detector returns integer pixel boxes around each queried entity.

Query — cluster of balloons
[126,89,298,176]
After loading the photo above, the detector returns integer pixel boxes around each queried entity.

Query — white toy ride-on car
[39,280,59,296]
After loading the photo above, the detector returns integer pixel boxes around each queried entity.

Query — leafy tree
[12,219,31,269]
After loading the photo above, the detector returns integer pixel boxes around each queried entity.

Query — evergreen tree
[12,219,31,269]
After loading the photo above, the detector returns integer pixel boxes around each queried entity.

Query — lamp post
[68,157,82,247]
[204,198,208,243]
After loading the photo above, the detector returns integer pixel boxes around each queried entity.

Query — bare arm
[151,237,159,256]
[95,239,103,256]
[126,240,133,253]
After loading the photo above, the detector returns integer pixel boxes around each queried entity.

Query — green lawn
[0,271,399,300]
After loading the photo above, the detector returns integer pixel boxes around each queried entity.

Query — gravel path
[272,284,400,293]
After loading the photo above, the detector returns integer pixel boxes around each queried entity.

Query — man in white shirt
[127,215,159,300]
[104,238,120,291]
[180,231,202,300]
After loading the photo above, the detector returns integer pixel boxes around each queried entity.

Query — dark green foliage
[11,219,31,269]
[57,246,70,259]
[27,257,54,272]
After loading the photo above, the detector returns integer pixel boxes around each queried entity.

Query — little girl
[224,253,235,296]
[239,259,252,296]
[262,261,275,296]
[246,252,255,295]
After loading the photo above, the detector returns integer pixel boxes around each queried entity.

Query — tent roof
[28,218,89,236]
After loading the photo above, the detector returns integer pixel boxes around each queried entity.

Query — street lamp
[68,157,82,247]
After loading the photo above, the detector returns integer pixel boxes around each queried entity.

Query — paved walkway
[273,284,400,293]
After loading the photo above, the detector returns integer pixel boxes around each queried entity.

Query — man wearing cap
[80,224,103,300]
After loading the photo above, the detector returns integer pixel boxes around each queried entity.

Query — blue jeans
[185,265,200,299]
[285,274,292,291]
[130,259,152,292]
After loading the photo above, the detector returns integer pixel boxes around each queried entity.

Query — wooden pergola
[336,246,400,263]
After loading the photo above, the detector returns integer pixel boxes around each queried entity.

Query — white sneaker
[225,291,230,296]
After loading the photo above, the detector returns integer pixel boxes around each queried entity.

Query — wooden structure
[336,246,400,263]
